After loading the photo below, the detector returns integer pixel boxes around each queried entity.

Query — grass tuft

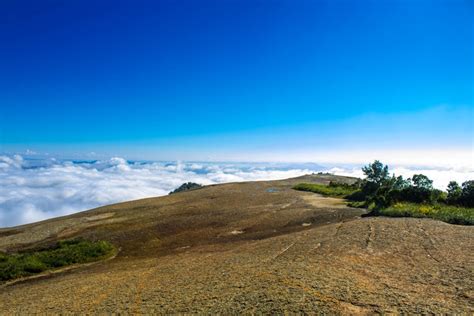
[293,183,358,197]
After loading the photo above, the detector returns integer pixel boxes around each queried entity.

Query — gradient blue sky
[0,0,472,163]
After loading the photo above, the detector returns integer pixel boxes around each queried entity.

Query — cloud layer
[0,155,472,227]
[0,156,320,227]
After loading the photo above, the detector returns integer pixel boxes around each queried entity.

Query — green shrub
[21,256,47,273]
[0,239,115,282]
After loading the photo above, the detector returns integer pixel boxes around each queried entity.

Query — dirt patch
[85,212,115,222]
[300,193,350,209]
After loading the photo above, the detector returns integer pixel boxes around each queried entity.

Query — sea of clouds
[0,154,472,227]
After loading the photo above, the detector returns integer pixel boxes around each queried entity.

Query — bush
[169,182,203,194]
[346,190,368,202]
[22,256,47,273]
[397,187,433,204]
[0,239,115,282]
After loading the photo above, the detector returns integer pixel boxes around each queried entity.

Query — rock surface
[0,174,472,314]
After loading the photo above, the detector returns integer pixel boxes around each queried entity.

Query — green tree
[411,174,433,190]
[460,180,474,207]
[362,160,389,185]
[359,161,392,208]
[447,181,462,204]
[392,175,411,190]
[400,174,435,203]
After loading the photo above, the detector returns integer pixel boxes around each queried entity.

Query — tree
[362,160,389,185]
[400,174,435,203]
[411,174,433,190]
[392,175,411,190]
[352,160,471,212]
[379,175,411,205]
[460,180,474,207]
[447,181,462,204]
[359,161,394,208]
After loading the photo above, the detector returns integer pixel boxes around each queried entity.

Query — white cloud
[0,156,317,227]
[25,149,37,155]
[0,155,472,228]
[0,155,23,169]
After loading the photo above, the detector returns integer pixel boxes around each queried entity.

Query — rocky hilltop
[0,174,472,314]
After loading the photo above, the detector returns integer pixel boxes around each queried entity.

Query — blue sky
[0,0,472,163]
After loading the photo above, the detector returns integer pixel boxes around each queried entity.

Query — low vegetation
[0,239,115,282]
[379,202,474,225]
[169,182,203,194]
[293,182,358,197]
[294,160,474,225]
